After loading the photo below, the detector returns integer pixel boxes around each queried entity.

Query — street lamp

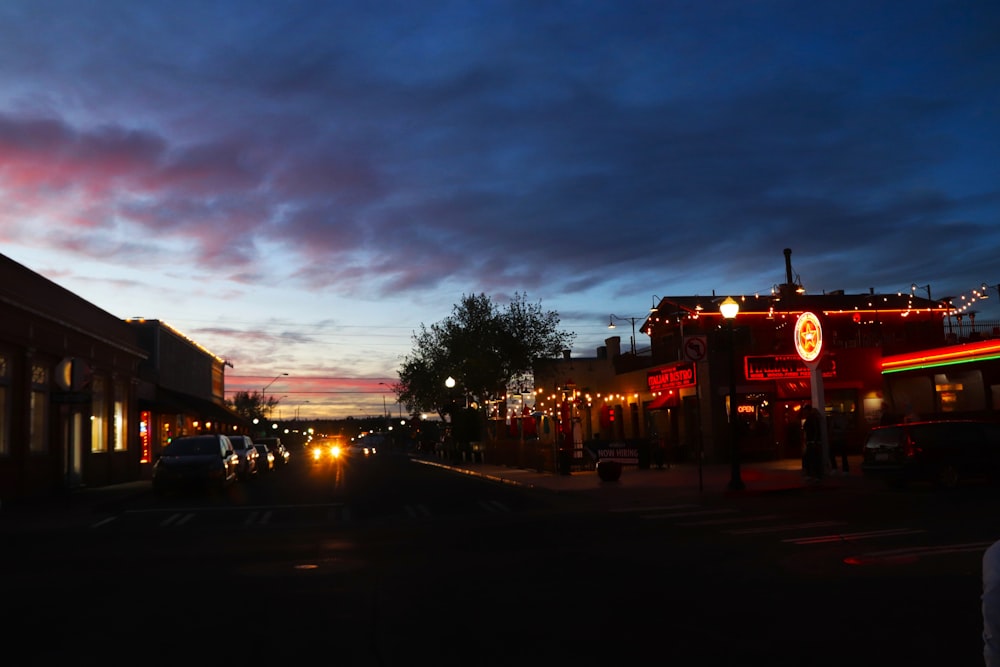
[720,296,745,491]
[608,314,642,355]
[262,372,288,395]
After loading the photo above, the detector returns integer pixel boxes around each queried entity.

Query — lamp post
[720,296,745,491]
[262,372,288,395]
[608,314,642,355]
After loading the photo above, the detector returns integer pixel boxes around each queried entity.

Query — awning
[139,387,249,426]
[646,393,679,410]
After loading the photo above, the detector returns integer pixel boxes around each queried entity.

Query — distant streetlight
[262,372,288,395]
[608,314,643,355]
[720,296,744,491]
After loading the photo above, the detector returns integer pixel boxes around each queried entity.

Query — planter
[596,460,622,482]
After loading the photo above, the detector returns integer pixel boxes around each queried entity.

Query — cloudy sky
[1,0,998,419]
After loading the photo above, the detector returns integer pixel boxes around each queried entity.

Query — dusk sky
[1,1,998,420]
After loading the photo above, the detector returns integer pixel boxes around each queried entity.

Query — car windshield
[164,437,219,456]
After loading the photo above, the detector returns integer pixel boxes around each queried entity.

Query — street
[1,449,995,666]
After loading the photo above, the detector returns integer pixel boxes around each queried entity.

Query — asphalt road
[2,450,995,666]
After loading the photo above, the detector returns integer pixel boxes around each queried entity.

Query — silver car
[228,434,259,480]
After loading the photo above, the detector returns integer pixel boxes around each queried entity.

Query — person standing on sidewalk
[801,404,823,481]
[828,409,850,474]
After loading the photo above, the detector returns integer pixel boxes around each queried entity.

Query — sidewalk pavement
[413,454,871,499]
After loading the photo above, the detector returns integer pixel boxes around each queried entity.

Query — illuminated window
[113,397,125,451]
[29,363,48,453]
[91,376,107,453]
[112,380,127,451]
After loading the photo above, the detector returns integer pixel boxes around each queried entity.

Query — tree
[396,292,574,433]
[227,390,282,422]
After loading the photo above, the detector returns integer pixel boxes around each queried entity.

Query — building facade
[532,252,954,466]
[0,254,146,501]
[0,254,250,502]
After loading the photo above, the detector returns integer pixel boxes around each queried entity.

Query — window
[29,363,48,453]
[113,381,126,451]
[91,376,107,453]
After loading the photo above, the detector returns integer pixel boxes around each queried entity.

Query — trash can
[596,459,622,482]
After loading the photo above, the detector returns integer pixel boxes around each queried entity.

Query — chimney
[605,336,622,359]
[784,248,794,286]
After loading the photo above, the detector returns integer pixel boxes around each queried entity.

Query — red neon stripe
[881,340,1000,370]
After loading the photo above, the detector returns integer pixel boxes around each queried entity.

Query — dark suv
[861,419,1000,488]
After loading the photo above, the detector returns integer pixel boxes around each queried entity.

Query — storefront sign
[647,362,696,392]
[794,311,824,363]
[745,354,836,380]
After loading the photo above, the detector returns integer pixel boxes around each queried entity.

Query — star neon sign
[794,312,823,363]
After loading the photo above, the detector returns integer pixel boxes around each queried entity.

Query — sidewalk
[413,454,870,499]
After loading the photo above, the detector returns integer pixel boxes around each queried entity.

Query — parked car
[254,444,275,473]
[861,419,1000,488]
[228,434,259,480]
[258,437,290,467]
[152,434,240,495]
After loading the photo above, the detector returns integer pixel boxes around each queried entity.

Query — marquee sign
[794,311,823,363]
[745,354,836,380]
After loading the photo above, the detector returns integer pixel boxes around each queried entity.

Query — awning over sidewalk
[139,387,249,427]
[646,393,679,410]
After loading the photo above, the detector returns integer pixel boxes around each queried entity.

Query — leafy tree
[396,292,574,432]
[227,390,283,422]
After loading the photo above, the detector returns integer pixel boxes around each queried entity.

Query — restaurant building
[533,249,953,465]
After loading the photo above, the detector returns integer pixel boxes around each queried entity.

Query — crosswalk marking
[244,510,273,526]
[678,514,781,527]
[160,512,195,527]
[726,520,846,535]
[642,508,739,520]
[611,504,700,514]
[404,504,432,518]
[479,500,511,513]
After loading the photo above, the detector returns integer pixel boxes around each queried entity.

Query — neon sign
[794,312,823,363]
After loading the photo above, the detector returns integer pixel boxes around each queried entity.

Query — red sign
[794,312,824,362]
[647,362,697,392]
[745,355,837,380]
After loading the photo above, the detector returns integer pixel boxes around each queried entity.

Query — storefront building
[533,257,951,464]
[0,253,251,502]
[0,254,146,501]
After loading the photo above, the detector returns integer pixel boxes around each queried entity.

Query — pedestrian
[829,409,850,473]
[801,403,822,480]
[984,539,1000,666]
